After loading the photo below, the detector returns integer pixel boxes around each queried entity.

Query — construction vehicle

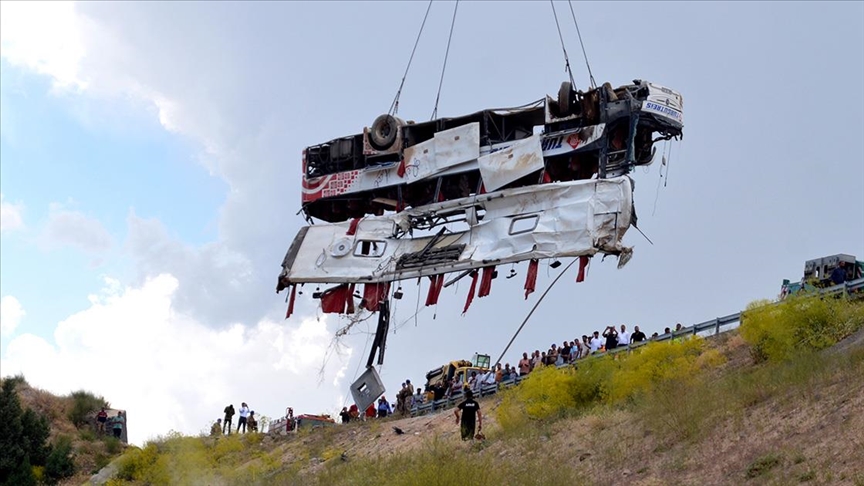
[424,353,491,391]
[781,254,864,299]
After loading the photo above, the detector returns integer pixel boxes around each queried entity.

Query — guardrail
[408,276,864,417]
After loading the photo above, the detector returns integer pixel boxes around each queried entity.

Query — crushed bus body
[277,80,683,318]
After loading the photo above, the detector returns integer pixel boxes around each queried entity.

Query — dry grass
[98,324,864,486]
[9,379,128,485]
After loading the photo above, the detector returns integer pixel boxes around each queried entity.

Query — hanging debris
[279,79,684,317]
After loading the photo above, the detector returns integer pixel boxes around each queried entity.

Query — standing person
[377,397,391,418]
[454,389,482,441]
[210,419,222,436]
[364,403,376,421]
[238,402,250,434]
[561,341,572,364]
[396,383,407,416]
[96,407,108,433]
[631,325,647,343]
[111,411,125,439]
[618,325,631,347]
[339,407,351,424]
[518,352,531,376]
[831,261,847,285]
[247,412,258,433]
[590,332,603,353]
[223,404,235,434]
[603,326,618,351]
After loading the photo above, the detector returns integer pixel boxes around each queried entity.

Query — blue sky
[1,60,227,338]
[0,1,862,445]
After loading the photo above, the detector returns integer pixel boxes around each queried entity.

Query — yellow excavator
[424,353,491,391]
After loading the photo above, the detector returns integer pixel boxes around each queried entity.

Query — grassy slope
[101,292,864,486]
[102,328,864,486]
[14,381,125,485]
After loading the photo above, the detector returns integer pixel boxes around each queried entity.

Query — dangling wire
[664,140,674,187]
[431,0,460,120]
[652,141,670,216]
[549,0,576,88]
[567,0,596,89]
[389,0,434,116]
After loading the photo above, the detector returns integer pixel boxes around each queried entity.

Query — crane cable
[549,0,576,88]
[389,0,434,116]
[494,258,578,366]
[431,0,460,120]
[566,0,597,89]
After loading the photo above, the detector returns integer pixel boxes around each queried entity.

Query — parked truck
[781,253,864,299]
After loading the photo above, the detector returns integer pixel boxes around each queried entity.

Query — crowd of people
[283,322,691,441]
[211,402,258,436]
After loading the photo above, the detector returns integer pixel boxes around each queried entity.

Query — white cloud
[0,1,87,90]
[0,274,351,445]
[0,194,25,232]
[41,207,112,253]
[0,296,26,336]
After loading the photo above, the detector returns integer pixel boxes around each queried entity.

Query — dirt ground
[259,330,864,485]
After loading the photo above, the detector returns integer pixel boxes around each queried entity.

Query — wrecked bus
[299,80,683,223]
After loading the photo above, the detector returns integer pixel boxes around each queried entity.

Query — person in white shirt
[483,369,496,387]
[618,324,631,347]
[238,402,250,433]
[589,332,603,353]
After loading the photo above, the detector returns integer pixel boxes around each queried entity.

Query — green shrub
[606,338,723,403]
[44,435,76,484]
[497,337,725,433]
[20,408,51,466]
[746,452,782,478]
[79,428,97,442]
[67,390,108,428]
[117,444,160,481]
[740,296,864,362]
[104,436,123,455]
[798,470,816,482]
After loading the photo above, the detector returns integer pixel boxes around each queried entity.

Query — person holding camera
[602,325,619,351]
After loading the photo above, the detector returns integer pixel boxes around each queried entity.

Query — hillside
[0,378,126,486]
[94,295,864,485]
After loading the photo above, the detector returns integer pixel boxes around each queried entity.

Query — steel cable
[389,0,434,116]
[567,0,597,89]
[550,0,576,88]
[431,0,460,120]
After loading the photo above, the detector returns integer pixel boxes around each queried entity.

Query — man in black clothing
[631,326,647,343]
[454,389,482,441]
[223,404,235,434]
[602,326,618,351]
[830,261,847,285]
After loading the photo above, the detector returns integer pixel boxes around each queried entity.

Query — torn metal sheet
[278,176,633,287]
[350,367,386,414]
[477,135,544,192]
[402,123,480,184]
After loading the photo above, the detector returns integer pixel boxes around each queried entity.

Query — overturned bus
[299,80,682,223]
[278,80,683,300]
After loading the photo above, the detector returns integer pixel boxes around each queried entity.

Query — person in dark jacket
[830,261,847,285]
[223,404,235,434]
